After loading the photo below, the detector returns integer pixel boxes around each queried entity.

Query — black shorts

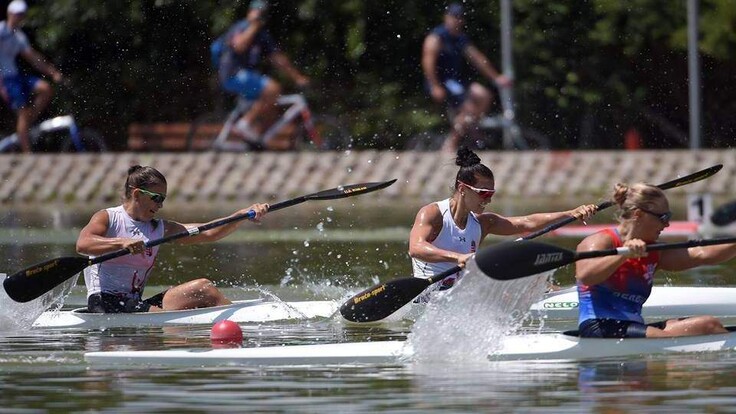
[579,318,667,338]
[87,291,167,313]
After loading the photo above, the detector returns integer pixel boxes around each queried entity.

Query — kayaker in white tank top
[408,147,597,294]
[412,198,480,287]
[84,205,164,300]
[77,165,269,313]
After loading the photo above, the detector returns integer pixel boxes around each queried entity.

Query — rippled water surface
[2,200,736,412]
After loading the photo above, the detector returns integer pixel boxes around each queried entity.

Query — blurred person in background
[422,2,511,153]
[212,0,310,150]
[0,0,63,153]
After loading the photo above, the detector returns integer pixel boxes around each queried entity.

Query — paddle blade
[306,179,397,201]
[3,256,89,302]
[711,199,736,226]
[340,277,431,322]
[657,164,722,190]
[475,241,576,281]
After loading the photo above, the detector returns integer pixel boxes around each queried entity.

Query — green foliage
[11,0,736,150]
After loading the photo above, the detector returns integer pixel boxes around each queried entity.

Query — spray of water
[406,260,550,363]
[0,275,77,332]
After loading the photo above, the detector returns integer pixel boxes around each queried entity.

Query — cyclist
[214,0,309,150]
[0,0,63,153]
[421,2,511,153]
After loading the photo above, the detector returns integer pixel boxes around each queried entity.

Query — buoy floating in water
[210,320,243,348]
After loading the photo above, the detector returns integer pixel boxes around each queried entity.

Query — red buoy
[210,320,243,348]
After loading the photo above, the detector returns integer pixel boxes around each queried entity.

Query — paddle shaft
[91,196,312,264]
[476,236,736,281]
[576,236,736,261]
[520,164,723,240]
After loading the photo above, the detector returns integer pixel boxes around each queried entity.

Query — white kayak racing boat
[35,285,736,329]
[33,299,339,329]
[531,286,736,321]
[84,326,736,366]
[380,286,736,323]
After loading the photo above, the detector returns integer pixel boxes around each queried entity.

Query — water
[2,202,736,412]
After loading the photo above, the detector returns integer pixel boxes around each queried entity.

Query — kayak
[33,299,339,329]
[84,326,736,366]
[36,285,736,328]
[376,286,736,323]
[531,286,736,321]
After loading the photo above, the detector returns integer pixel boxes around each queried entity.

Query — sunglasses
[133,187,166,204]
[638,206,672,224]
[458,181,496,199]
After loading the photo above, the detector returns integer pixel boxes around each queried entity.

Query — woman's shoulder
[579,229,617,250]
[414,201,444,223]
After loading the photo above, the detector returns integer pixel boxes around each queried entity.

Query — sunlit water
[2,202,736,411]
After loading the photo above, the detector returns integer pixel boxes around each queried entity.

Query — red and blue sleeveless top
[577,228,660,325]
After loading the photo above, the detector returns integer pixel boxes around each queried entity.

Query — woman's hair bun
[455,146,481,168]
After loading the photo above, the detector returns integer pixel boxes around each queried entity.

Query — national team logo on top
[470,240,476,253]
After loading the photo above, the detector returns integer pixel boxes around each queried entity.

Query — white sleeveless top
[411,198,482,283]
[84,206,164,300]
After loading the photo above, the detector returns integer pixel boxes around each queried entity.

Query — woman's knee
[263,80,281,98]
[34,80,53,97]
[700,315,725,332]
[186,278,217,293]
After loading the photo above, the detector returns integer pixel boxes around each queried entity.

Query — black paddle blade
[307,179,397,201]
[475,240,576,281]
[711,199,736,226]
[340,277,431,322]
[3,256,89,302]
[658,164,722,190]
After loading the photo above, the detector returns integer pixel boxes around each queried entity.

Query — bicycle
[186,93,352,152]
[406,85,551,151]
[0,114,107,153]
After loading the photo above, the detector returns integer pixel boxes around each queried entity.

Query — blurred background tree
[2,0,733,150]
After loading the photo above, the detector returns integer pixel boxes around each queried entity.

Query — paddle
[711,199,736,226]
[475,236,736,281]
[339,164,722,322]
[522,163,722,240]
[3,179,397,303]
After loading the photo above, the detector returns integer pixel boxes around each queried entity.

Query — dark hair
[124,165,167,199]
[454,146,494,189]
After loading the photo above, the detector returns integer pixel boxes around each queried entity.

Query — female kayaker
[576,182,729,338]
[408,146,597,291]
[76,165,269,313]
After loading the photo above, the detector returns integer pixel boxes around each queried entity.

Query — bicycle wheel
[60,128,107,152]
[468,124,552,151]
[301,115,352,151]
[517,126,551,150]
[404,131,446,151]
[186,112,224,151]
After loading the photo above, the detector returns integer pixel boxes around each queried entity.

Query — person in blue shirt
[215,0,309,150]
[576,182,731,338]
[0,0,63,153]
[421,3,511,153]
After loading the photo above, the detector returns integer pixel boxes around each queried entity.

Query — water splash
[0,275,77,332]
[406,260,549,363]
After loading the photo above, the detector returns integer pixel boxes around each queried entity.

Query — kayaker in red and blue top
[576,182,733,338]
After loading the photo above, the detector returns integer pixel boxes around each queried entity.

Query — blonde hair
[612,182,666,223]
